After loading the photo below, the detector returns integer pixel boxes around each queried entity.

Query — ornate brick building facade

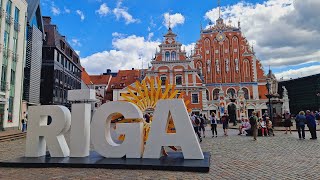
[145,28,205,114]
[192,16,282,119]
[144,16,286,119]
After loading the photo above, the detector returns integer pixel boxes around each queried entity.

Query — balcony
[0,81,7,92]
[5,13,12,25]
[12,53,18,62]
[0,9,4,18]
[3,48,8,58]
[13,20,20,32]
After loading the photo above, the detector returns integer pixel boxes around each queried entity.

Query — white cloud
[71,39,82,47]
[51,3,60,16]
[275,65,320,80]
[113,1,140,25]
[81,34,160,74]
[96,3,110,16]
[147,32,154,41]
[182,43,196,57]
[64,7,71,14]
[163,13,185,28]
[76,10,85,21]
[204,0,320,79]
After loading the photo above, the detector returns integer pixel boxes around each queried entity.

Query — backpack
[249,116,256,126]
[195,117,200,125]
[200,117,205,124]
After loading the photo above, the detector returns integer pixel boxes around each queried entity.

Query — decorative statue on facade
[215,59,220,73]
[207,59,211,73]
[225,59,229,72]
[235,58,239,72]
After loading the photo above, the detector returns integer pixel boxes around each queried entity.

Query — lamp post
[266,80,274,125]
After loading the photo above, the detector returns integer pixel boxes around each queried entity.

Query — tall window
[171,51,176,60]
[3,31,9,49]
[192,93,199,104]
[175,75,182,85]
[6,0,12,14]
[227,88,236,98]
[160,76,166,85]
[242,88,249,100]
[213,89,220,100]
[206,89,209,100]
[165,51,170,61]
[14,7,19,22]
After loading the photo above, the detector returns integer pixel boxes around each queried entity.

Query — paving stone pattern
[0,126,320,180]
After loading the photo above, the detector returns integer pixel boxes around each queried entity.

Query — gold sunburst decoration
[111,76,191,153]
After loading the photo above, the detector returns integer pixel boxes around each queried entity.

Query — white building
[0,0,27,130]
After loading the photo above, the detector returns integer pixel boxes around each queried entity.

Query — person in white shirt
[238,117,246,135]
[259,118,268,136]
[210,112,218,137]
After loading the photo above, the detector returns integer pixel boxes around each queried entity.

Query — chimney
[132,68,134,70]
[42,16,52,25]
[106,69,111,74]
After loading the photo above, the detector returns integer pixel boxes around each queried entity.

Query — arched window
[242,88,249,100]
[206,89,209,100]
[165,51,170,61]
[227,88,236,99]
[213,89,220,100]
[171,51,176,61]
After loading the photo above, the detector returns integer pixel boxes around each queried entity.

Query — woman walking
[295,111,306,139]
[221,113,229,136]
[210,112,218,137]
[284,111,292,134]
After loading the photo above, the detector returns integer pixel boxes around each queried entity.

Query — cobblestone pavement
[1,127,320,180]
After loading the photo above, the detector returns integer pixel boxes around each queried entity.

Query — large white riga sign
[25,90,204,160]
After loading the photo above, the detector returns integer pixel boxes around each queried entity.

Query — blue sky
[40,0,320,80]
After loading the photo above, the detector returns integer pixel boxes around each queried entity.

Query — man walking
[306,110,317,140]
[191,113,202,142]
[249,111,258,141]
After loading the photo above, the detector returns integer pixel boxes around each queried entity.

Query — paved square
[0,127,320,179]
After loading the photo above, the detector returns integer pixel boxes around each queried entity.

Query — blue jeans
[22,123,27,132]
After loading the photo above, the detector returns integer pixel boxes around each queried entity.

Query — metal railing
[12,53,18,62]
[13,20,20,31]
[5,13,12,25]
[2,48,8,58]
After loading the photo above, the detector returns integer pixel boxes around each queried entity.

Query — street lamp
[265,80,274,126]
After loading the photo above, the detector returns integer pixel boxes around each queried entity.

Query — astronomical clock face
[216,32,226,42]
[167,38,173,44]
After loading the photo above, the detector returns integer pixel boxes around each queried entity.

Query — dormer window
[165,51,170,61]
[171,51,176,60]
[60,40,65,51]
[121,76,127,80]
[111,85,115,89]
[120,83,125,87]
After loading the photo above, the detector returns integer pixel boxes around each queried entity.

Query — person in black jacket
[199,114,206,138]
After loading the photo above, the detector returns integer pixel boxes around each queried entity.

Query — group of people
[191,111,276,142]
[295,110,319,140]
[190,113,208,142]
